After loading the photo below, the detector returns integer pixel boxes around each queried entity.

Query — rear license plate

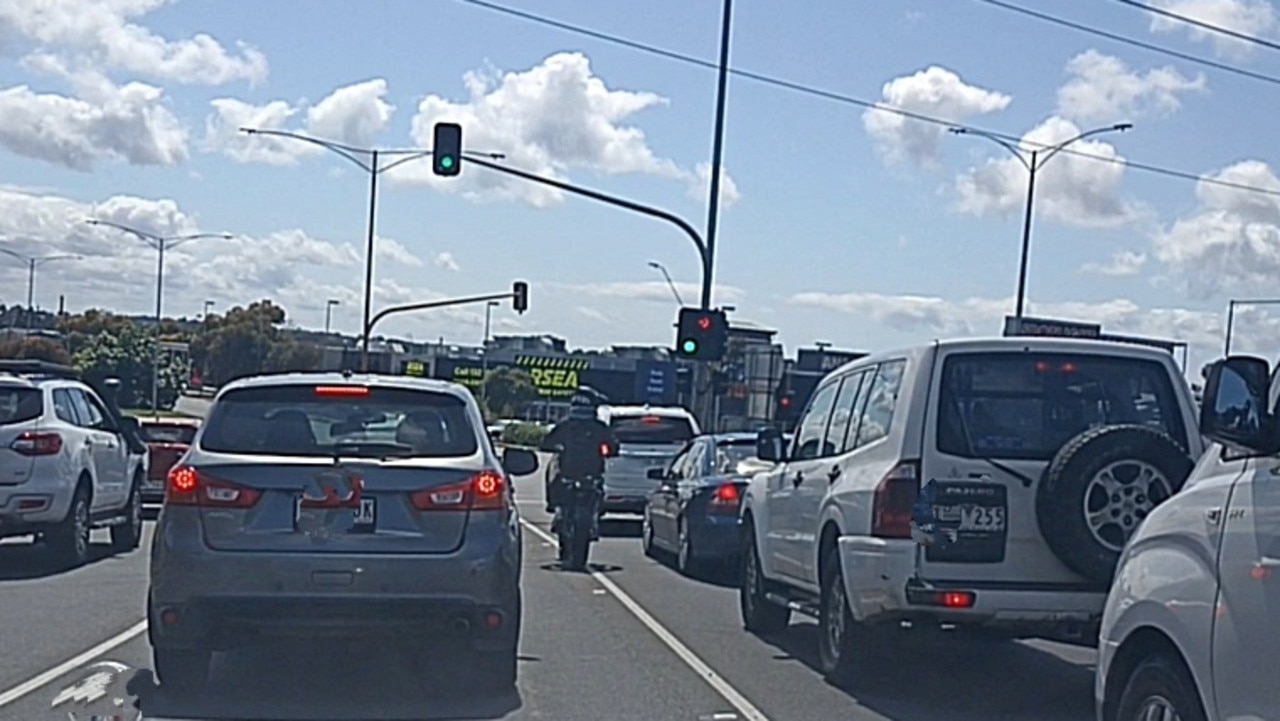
[925,482,1007,564]
[294,497,377,534]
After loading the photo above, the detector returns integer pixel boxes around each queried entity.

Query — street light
[325,298,340,334]
[647,261,685,305]
[950,122,1133,318]
[202,300,215,319]
[239,127,506,369]
[480,300,499,413]
[1224,298,1280,354]
[86,219,232,414]
[0,246,82,330]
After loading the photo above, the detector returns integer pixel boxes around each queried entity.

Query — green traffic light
[681,339,698,354]
[440,156,455,169]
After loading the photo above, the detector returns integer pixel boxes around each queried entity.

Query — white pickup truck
[738,337,1204,684]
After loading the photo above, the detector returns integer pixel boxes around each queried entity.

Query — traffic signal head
[432,122,462,176]
[512,281,529,314]
[675,307,728,361]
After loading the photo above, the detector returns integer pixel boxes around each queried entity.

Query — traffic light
[432,122,462,176]
[512,281,529,314]
[675,307,728,361]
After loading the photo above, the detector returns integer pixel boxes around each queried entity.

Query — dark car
[138,417,201,503]
[640,432,760,575]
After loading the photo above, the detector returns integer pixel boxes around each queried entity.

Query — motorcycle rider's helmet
[567,391,599,421]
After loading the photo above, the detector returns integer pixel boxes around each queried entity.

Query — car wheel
[641,509,657,558]
[1037,425,1194,585]
[1115,654,1207,721]
[738,521,788,634]
[110,473,143,552]
[817,555,881,684]
[676,517,697,575]
[50,484,91,568]
[153,646,211,693]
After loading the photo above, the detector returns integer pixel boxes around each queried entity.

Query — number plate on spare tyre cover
[925,482,1008,564]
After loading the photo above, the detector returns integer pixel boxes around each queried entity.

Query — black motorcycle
[553,474,602,571]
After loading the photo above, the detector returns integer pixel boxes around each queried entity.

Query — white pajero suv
[1097,354,1280,721]
[738,337,1204,684]
[0,361,149,566]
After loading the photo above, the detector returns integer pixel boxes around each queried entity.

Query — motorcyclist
[540,393,617,536]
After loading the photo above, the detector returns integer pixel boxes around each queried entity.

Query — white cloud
[546,280,746,305]
[203,79,395,165]
[687,162,741,208]
[1082,249,1147,276]
[862,66,1011,167]
[399,52,733,207]
[374,236,424,268]
[955,116,1142,227]
[0,0,268,86]
[1056,50,1205,124]
[0,76,187,170]
[433,251,460,272]
[576,306,609,323]
[1147,0,1278,59]
[1153,159,1280,298]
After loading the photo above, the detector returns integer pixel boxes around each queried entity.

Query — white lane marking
[0,620,147,709]
[520,519,770,721]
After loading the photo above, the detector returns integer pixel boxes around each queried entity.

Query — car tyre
[676,517,698,575]
[110,472,143,552]
[641,509,657,558]
[1115,654,1207,721]
[153,646,211,694]
[817,555,880,685]
[50,484,90,568]
[739,521,789,634]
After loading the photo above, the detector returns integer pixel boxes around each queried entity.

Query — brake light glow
[641,416,663,424]
[708,482,741,513]
[410,470,507,511]
[940,591,976,608]
[871,460,919,539]
[313,385,370,397]
[9,431,62,456]
[165,465,262,508]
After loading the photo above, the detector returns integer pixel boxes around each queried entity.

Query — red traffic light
[697,316,712,331]
[780,396,791,408]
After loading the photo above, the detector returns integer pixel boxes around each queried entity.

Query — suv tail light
[10,431,62,456]
[707,482,742,513]
[410,470,507,511]
[166,465,262,508]
[871,460,919,539]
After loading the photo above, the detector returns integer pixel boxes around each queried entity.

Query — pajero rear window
[200,385,479,458]
[937,352,1188,461]
[610,415,696,444]
[0,387,42,425]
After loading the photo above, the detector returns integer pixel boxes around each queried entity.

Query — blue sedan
[640,432,767,575]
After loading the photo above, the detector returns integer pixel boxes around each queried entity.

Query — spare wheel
[1035,424,1194,586]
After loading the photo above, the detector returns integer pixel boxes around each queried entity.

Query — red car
[139,417,201,503]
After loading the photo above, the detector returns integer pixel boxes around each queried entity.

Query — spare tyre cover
[1035,424,1194,586]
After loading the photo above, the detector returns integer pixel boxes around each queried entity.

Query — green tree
[197,300,318,384]
[481,366,538,419]
[72,322,185,408]
[0,336,73,365]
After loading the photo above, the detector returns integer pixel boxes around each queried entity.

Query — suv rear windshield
[200,385,479,458]
[0,387,42,426]
[610,415,696,445]
[141,423,198,444]
[937,352,1188,461]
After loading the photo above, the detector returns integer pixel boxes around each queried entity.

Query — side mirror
[1201,355,1279,454]
[646,467,666,480]
[502,448,539,476]
[757,428,787,463]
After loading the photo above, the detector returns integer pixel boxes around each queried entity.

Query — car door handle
[1206,508,1222,523]
[1258,556,1280,568]
[827,467,841,483]
[792,472,803,488]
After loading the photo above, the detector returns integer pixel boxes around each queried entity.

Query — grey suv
[146,372,538,692]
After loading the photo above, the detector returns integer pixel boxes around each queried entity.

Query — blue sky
[2,0,1279,374]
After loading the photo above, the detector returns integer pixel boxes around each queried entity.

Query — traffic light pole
[362,288,525,372]
[462,154,712,310]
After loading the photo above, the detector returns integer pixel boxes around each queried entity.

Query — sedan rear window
[937,352,1188,461]
[200,385,479,458]
[0,387,42,426]
[610,415,696,444]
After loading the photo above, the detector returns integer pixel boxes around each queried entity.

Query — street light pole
[1224,298,1280,355]
[0,248,82,330]
[647,261,685,305]
[950,122,1133,318]
[702,0,735,312]
[203,300,215,319]
[87,219,231,414]
[325,299,340,333]
[480,300,498,414]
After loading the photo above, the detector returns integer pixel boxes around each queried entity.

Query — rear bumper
[837,535,1105,637]
[600,495,647,514]
[688,514,740,559]
[0,477,75,535]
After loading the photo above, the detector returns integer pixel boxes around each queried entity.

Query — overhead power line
[1112,0,1280,53]
[454,0,1280,199]
[971,0,1280,87]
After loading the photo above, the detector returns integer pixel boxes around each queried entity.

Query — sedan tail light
[10,431,62,456]
[707,482,742,514]
[166,465,262,508]
[410,470,507,511]
[871,460,919,539]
